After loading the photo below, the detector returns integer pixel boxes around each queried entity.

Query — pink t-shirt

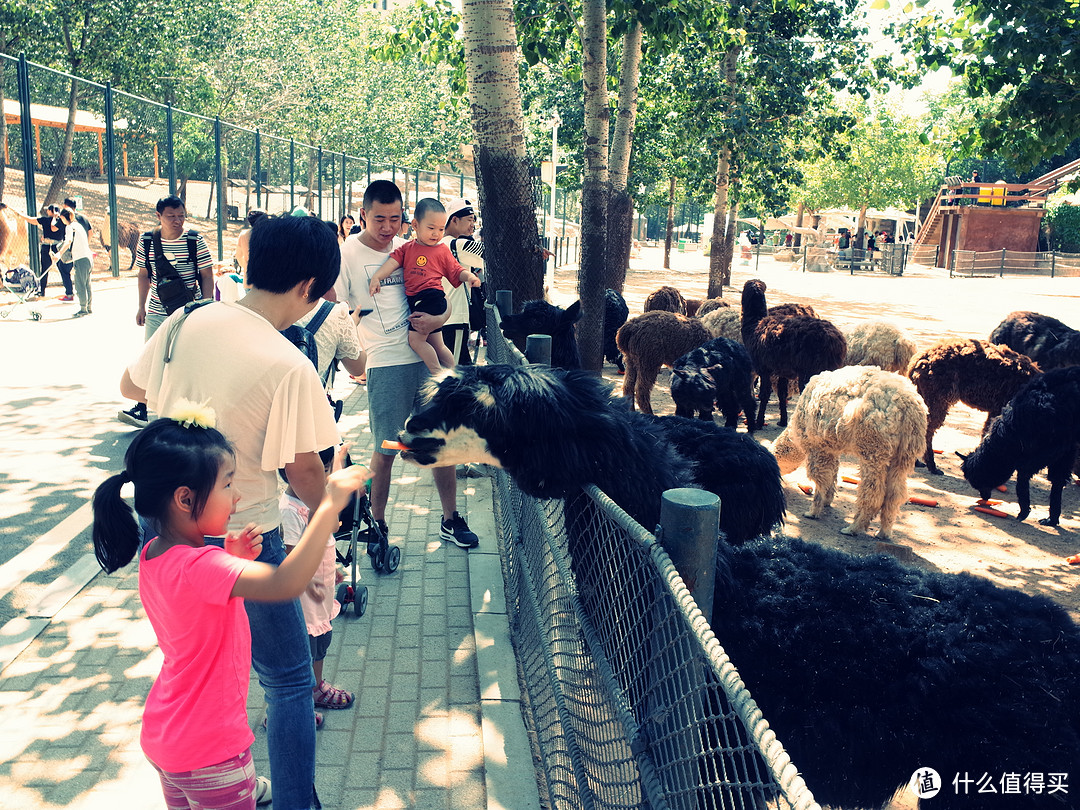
[138,542,253,773]
[390,241,464,297]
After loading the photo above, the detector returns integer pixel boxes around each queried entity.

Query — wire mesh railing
[484,298,820,810]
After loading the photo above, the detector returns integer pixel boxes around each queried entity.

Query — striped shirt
[136,230,213,316]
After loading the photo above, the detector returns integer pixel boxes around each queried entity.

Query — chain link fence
[484,300,819,810]
[0,54,489,280]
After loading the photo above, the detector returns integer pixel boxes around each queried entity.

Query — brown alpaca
[616,311,710,413]
[643,285,686,314]
[98,221,140,271]
[740,279,846,430]
[907,338,1041,474]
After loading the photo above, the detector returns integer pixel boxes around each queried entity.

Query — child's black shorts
[406,288,447,331]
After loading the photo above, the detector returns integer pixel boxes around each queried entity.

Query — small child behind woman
[280,447,355,712]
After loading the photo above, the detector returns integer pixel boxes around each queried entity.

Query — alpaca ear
[563,300,582,323]
[704,363,724,378]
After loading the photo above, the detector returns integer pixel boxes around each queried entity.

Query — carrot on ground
[976,498,1003,506]
[973,506,1010,518]
[908,497,938,507]
[798,484,813,495]
[841,475,860,485]
[1067,554,1080,565]
[996,484,1008,492]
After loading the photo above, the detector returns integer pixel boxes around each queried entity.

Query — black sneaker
[440,512,479,549]
[117,405,148,428]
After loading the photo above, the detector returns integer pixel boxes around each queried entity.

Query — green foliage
[1045,201,1080,252]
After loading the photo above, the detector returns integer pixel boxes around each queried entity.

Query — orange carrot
[907,497,938,507]
[381,439,410,451]
[973,506,1010,518]
[976,499,1003,506]
[798,484,813,495]
[996,484,1008,492]
[841,475,859,485]
[933,449,943,455]
[1067,554,1080,565]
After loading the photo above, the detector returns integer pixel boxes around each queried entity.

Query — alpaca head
[960,414,1017,500]
[500,300,582,369]
[740,279,769,327]
[771,429,806,475]
[670,367,716,410]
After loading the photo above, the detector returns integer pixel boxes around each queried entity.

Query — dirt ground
[552,247,1080,629]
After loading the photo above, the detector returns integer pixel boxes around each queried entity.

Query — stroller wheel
[384,545,401,573]
[355,586,369,616]
[31,311,42,321]
[369,545,383,571]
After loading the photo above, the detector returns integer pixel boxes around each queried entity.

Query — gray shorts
[309,629,333,662]
[367,361,429,455]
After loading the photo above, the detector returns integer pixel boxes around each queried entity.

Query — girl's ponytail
[91,471,140,573]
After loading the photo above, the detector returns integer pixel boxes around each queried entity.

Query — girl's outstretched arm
[231,464,371,601]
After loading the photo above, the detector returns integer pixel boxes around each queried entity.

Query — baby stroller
[333,467,401,617]
[1,264,45,321]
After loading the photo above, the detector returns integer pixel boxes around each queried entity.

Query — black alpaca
[990,310,1080,371]
[669,337,757,430]
[397,363,1080,810]
[961,365,1080,525]
[499,290,629,371]
[740,279,846,430]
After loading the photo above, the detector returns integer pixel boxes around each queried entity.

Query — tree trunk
[0,60,7,199]
[461,0,544,307]
[707,145,732,297]
[43,77,80,205]
[605,21,643,295]
[577,0,610,372]
[793,201,804,248]
[664,177,675,269]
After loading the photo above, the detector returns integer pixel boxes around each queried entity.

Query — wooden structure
[914,158,1080,269]
[2,98,130,176]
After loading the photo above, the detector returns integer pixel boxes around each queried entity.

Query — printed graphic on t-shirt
[366,263,409,335]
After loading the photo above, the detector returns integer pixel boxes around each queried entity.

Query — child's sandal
[313,680,354,709]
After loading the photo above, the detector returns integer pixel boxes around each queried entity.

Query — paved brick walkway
[0,376,535,810]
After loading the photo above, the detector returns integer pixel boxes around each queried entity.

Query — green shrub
[1045,202,1080,252]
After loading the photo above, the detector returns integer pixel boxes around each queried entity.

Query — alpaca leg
[622,361,638,411]
[740,387,758,434]
[776,377,790,428]
[755,374,774,431]
[1040,454,1073,526]
[875,457,913,539]
[922,402,949,474]
[1015,472,1032,522]
[842,459,888,537]
[804,449,839,518]
[636,365,659,415]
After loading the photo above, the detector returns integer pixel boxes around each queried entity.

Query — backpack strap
[305,300,334,336]
[142,232,154,280]
[163,299,216,363]
[186,229,199,270]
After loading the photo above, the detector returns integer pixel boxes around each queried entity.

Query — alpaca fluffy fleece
[669,337,757,430]
[499,292,629,371]
[397,364,781,538]
[713,534,1080,810]
[740,279,846,430]
[616,311,710,413]
[989,310,1080,371]
[700,306,742,342]
[962,366,1080,525]
[695,297,729,317]
[643,284,686,314]
[845,320,917,373]
[772,365,927,538]
[907,337,1041,474]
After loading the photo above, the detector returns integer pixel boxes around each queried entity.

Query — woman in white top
[55,208,93,317]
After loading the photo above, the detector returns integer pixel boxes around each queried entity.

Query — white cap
[446,198,474,220]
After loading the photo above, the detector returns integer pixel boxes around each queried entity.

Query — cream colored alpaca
[772,365,927,539]
[844,320,917,374]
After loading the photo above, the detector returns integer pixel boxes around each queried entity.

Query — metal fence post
[1051,251,1056,278]
[254,129,262,209]
[436,170,441,199]
[214,117,225,261]
[165,102,177,197]
[343,152,349,213]
[525,334,552,366]
[657,488,720,620]
[366,155,371,187]
[104,82,120,276]
[16,53,40,280]
[289,138,295,211]
[317,146,324,219]
[495,289,513,318]
[1000,248,1006,277]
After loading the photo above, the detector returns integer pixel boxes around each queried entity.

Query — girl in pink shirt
[92,403,370,810]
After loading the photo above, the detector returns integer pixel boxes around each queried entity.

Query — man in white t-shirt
[122,215,341,810]
[336,180,480,549]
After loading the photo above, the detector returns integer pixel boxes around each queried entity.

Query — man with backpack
[118,195,213,428]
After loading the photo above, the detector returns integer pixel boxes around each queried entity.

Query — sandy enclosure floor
[551,247,1080,626]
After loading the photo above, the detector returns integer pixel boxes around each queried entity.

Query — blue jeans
[211,527,320,810]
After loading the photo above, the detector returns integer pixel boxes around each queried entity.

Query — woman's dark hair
[92,418,234,573]
[278,445,337,484]
[337,213,355,239]
[246,208,268,229]
[247,215,340,301]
